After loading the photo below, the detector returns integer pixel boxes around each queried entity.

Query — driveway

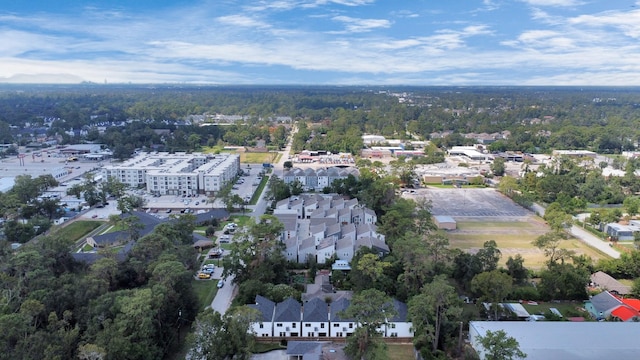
[210,273,235,314]
[251,350,287,360]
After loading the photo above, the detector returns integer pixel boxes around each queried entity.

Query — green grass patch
[224,215,252,228]
[52,220,102,242]
[82,244,95,252]
[249,175,269,205]
[520,301,590,319]
[220,243,233,251]
[252,342,286,354]
[101,224,126,234]
[192,279,219,310]
[242,152,277,164]
[387,344,415,360]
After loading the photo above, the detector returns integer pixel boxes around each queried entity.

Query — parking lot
[420,187,531,219]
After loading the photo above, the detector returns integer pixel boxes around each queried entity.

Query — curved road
[533,203,620,259]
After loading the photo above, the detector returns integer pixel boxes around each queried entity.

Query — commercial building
[101,152,239,195]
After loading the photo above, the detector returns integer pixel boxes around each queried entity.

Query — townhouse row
[273,194,389,263]
[283,167,359,191]
[249,296,413,338]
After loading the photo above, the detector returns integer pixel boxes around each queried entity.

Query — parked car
[197,272,211,279]
[202,263,215,270]
[219,235,230,243]
[201,268,215,275]
[217,280,224,288]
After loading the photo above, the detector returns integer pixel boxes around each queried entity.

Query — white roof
[470,321,640,360]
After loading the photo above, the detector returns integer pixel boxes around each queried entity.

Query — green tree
[471,270,513,320]
[476,240,502,272]
[187,307,260,360]
[532,232,574,266]
[538,263,588,300]
[341,289,395,360]
[623,196,640,217]
[505,255,528,285]
[222,215,286,284]
[475,329,527,360]
[408,275,462,356]
[491,157,506,177]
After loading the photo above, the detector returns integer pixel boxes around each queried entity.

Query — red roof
[611,306,640,321]
[621,298,640,311]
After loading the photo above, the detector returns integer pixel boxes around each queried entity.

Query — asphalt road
[570,225,620,259]
[533,202,620,259]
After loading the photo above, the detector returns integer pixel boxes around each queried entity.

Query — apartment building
[101,152,239,195]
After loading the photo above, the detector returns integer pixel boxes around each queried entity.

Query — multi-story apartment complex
[101,152,239,195]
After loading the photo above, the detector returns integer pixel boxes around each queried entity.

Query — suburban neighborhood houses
[6,86,640,360]
[248,295,412,339]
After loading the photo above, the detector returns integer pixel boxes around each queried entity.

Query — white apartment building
[101,152,239,195]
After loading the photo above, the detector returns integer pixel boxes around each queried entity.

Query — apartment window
[259,323,263,329]
[292,323,296,328]
[349,323,353,328]
[276,323,282,327]
[333,323,339,327]
[305,324,311,327]
[320,323,325,328]
[390,323,396,329]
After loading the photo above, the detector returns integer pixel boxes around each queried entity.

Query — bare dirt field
[420,188,607,268]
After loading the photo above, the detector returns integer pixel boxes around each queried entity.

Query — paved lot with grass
[421,188,608,268]
[424,187,530,218]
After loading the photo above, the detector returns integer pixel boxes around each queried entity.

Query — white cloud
[216,15,271,29]
[330,16,391,33]
[520,0,584,6]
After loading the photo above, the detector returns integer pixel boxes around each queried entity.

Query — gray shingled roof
[274,297,302,322]
[590,291,622,314]
[303,298,329,322]
[330,298,353,322]
[389,299,408,322]
[249,295,276,322]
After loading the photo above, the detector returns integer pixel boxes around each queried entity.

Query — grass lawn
[224,215,252,227]
[82,244,94,252]
[220,243,233,251]
[387,344,415,360]
[449,221,606,269]
[520,301,590,319]
[52,220,102,242]
[242,152,277,164]
[249,175,269,205]
[192,279,218,310]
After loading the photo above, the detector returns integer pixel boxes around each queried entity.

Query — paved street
[534,203,620,259]
[570,225,620,259]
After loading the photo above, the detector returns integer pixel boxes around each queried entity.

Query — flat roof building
[469,321,640,360]
[101,152,239,195]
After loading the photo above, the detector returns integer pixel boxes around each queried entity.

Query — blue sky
[2,0,640,85]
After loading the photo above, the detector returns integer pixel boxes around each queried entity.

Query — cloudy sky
[2,0,640,85]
